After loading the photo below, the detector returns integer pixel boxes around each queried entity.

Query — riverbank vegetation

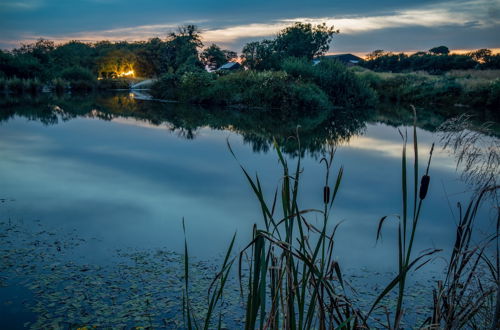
[2,22,499,112]
[361,47,500,73]
[179,116,499,328]
[353,68,500,114]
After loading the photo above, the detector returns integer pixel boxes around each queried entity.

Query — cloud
[3,0,499,50]
[0,0,43,11]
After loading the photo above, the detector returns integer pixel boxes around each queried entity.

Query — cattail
[323,186,330,204]
[419,175,430,200]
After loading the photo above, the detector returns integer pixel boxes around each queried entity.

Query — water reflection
[2,93,498,158]
[1,92,498,327]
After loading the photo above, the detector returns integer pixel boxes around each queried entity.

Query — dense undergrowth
[150,58,376,110]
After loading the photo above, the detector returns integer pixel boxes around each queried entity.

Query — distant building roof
[218,62,241,70]
[319,54,362,64]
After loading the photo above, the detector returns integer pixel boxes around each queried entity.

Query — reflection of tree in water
[0,93,368,156]
[5,93,497,157]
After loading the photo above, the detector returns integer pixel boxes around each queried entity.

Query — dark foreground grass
[181,110,499,329]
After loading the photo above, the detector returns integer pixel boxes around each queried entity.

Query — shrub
[60,66,95,82]
[178,71,215,102]
[208,70,331,111]
[282,57,377,107]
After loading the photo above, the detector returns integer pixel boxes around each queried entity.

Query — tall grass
[424,185,499,329]
[370,107,440,328]
[180,109,498,328]
[355,68,500,110]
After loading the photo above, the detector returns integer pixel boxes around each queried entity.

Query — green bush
[178,71,215,102]
[282,57,377,107]
[59,66,96,92]
[60,66,95,82]
[208,70,331,111]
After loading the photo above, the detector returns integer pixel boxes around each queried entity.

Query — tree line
[361,46,500,73]
[0,23,338,83]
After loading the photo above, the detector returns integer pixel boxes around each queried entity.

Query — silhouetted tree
[201,44,237,70]
[274,22,338,59]
[429,46,450,55]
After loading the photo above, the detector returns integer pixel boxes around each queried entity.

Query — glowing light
[117,70,135,78]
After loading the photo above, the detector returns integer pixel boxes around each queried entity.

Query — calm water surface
[0,93,497,327]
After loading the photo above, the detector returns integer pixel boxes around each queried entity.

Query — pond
[0,92,498,328]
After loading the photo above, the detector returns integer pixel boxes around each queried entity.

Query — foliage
[429,45,450,55]
[241,23,337,70]
[150,73,180,100]
[97,49,137,78]
[361,52,477,74]
[355,69,500,110]
[282,57,377,107]
[178,70,215,102]
[60,66,95,82]
[3,77,42,94]
[240,40,280,71]
[274,22,338,59]
[97,78,131,90]
[200,44,237,71]
[180,115,498,328]
[151,69,333,111]
[362,47,500,74]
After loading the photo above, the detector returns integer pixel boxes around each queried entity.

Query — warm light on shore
[117,70,135,77]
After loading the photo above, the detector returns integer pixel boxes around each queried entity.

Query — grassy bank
[354,68,500,113]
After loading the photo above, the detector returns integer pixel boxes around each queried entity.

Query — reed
[180,109,498,329]
[423,185,500,329]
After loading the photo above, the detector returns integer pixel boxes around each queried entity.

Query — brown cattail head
[419,175,430,200]
[323,186,330,204]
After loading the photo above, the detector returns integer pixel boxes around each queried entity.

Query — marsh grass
[438,114,500,196]
[180,109,498,329]
[355,69,500,109]
[423,185,500,329]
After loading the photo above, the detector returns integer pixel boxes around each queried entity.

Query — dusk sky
[1,0,499,55]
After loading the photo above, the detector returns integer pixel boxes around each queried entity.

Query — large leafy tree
[167,25,204,71]
[97,49,137,78]
[241,40,279,70]
[51,41,96,71]
[241,22,338,70]
[469,48,492,63]
[274,22,338,59]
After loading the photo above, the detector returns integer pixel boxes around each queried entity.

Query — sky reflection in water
[0,94,496,275]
